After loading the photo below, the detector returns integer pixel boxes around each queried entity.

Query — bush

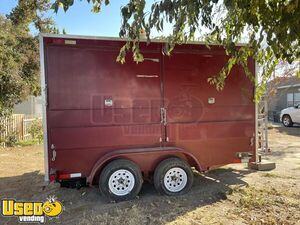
[5,131,18,147]
[28,119,43,144]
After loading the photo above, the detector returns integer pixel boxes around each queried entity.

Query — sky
[0,0,154,37]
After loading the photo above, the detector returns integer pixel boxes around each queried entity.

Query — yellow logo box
[2,200,44,216]
[1,197,63,223]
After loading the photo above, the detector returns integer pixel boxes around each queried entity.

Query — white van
[280,104,300,127]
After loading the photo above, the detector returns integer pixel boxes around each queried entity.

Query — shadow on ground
[0,168,254,225]
[274,126,300,137]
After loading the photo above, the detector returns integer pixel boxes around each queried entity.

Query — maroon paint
[43,37,255,184]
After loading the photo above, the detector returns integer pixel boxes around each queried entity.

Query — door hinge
[160,107,167,125]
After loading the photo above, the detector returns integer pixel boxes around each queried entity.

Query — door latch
[51,144,56,161]
[250,133,255,146]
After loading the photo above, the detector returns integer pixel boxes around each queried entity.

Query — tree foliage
[0,0,57,117]
[53,0,300,100]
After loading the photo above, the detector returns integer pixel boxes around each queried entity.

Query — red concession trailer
[40,34,257,201]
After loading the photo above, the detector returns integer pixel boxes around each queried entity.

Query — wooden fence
[0,114,40,147]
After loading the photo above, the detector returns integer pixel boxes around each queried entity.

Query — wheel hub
[283,117,289,125]
[164,167,187,192]
[108,169,135,196]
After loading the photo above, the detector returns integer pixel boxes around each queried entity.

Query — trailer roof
[40,33,248,47]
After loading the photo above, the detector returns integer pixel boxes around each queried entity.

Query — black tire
[154,157,194,196]
[282,115,293,127]
[99,159,143,202]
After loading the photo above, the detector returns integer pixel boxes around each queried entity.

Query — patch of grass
[261,173,281,178]
[230,186,300,224]
[16,139,41,147]
[261,172,295,179]
[237,187,270,208]
[208,167,234,174]
[233,186,295,210]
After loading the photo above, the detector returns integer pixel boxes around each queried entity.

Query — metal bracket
[144,58,159,63]
[160,108,164,124]
[163,108,167,125]
[160,107,167,125]
[44,84,48,106]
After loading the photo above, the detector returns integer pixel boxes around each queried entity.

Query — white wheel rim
[283,117,289,125]
[164,167,187,192]
[108,169,135,196]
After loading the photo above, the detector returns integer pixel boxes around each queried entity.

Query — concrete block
[249,160,276,171]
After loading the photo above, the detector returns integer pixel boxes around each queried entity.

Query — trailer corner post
[39,33,49,183]
[255,61,259,163]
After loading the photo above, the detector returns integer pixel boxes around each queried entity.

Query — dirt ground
[0,125,299,225]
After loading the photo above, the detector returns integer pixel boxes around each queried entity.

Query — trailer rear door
[44,40,164,175]
[162,47,255,168]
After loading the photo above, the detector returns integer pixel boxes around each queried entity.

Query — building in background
[14,96,42,117]
[268,76,300,122]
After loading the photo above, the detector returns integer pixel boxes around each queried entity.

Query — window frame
[287,93,294,107]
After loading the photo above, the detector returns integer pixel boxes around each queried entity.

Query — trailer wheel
[99,159,143,202]
[154,157,194,196]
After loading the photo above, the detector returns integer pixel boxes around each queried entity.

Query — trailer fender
[87,147,202,185]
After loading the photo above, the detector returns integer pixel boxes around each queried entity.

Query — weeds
[28,119,43,144]
[5,131,18,147]
[16,139,41,147]
[261,172,281,178]
[207,167,234,174]
[236,187,270,208]
[232,186,297,210]
[261,172,295,179]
